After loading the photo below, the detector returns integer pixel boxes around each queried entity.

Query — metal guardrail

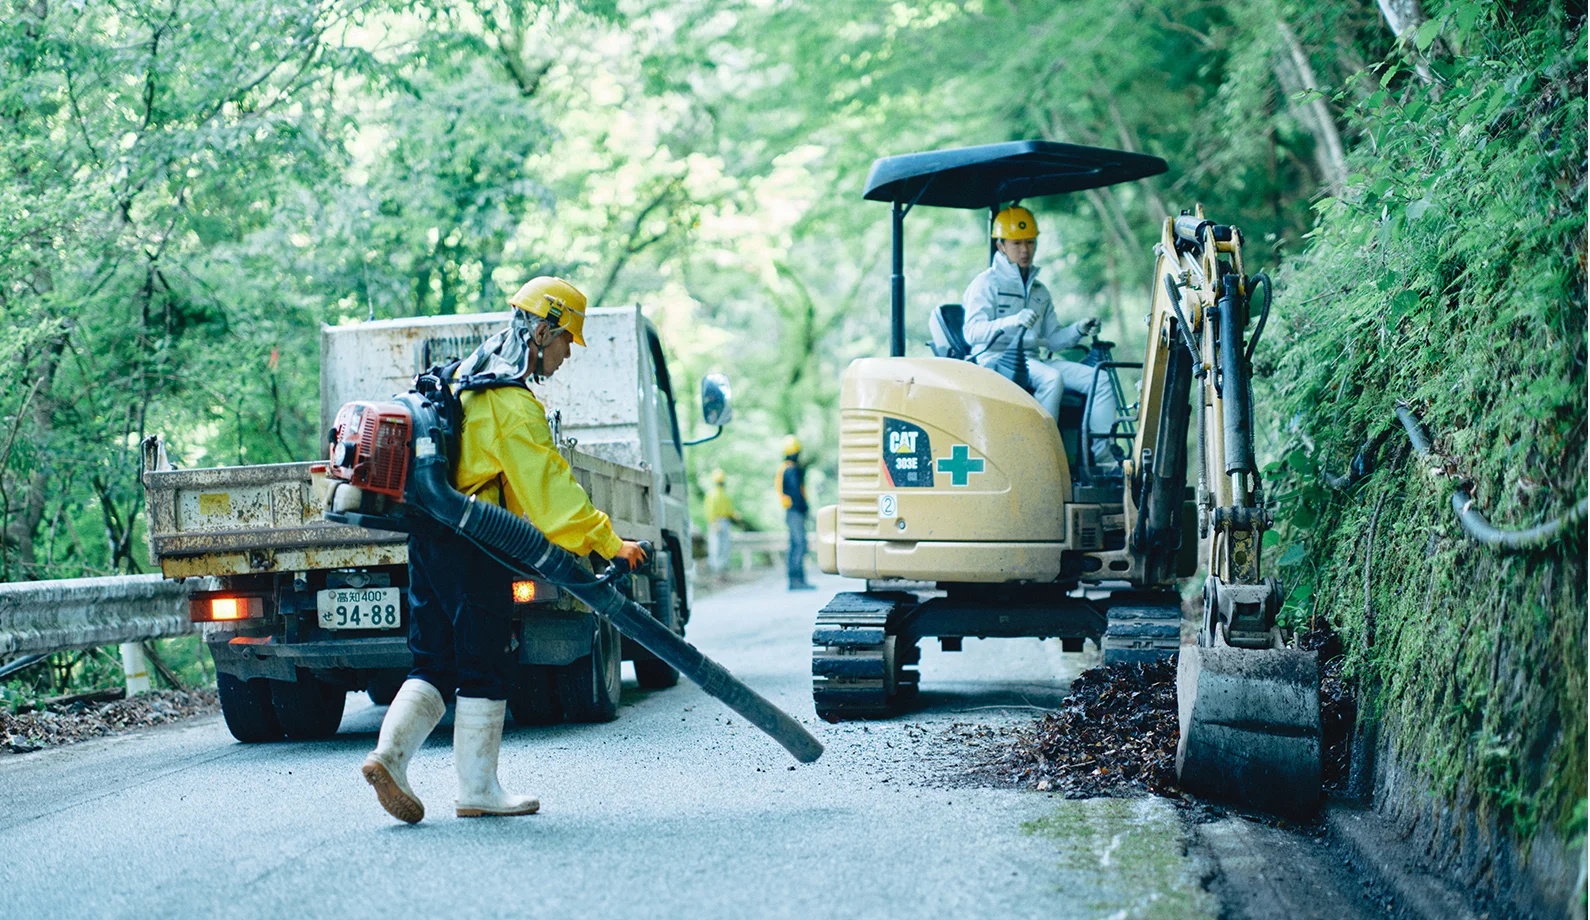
[731,531,789,567]
[0,574,197,659]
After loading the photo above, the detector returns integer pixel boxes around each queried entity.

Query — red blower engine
[321,401,421,531]
[327,401,413,499]
[318,388,824,764]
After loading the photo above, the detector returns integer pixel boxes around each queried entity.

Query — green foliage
[0,0,1581,848]
[1,636,211,713]
[1260,2,1586,839]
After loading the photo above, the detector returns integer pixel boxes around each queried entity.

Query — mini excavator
[811,141,1320,816]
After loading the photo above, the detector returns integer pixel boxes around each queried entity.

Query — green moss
[1259,7,1587,842]
[1022,797,1217,919]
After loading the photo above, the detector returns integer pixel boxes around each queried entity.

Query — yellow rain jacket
[453,386,624,560]
[704,484,737,521]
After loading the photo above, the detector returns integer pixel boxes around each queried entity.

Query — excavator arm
[1126,206,1322,817]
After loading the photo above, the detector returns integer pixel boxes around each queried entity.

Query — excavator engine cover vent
[327,401,412,499]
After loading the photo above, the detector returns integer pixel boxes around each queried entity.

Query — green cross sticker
[936,445,985,486]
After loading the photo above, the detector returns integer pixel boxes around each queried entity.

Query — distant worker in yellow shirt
[704,469,741,575]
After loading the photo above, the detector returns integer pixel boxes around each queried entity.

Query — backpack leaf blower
[323,390,824,764]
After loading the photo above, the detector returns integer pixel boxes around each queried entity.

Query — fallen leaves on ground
[1,688,219,754]
[978,633,1355,799]
[988,660,1182,798]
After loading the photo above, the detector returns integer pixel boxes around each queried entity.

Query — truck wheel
[269,668,347,739]
[217,672,283,743]
[507,664,563,726]
[557,617,622,723]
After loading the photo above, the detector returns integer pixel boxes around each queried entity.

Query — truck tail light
[192,596,265,622]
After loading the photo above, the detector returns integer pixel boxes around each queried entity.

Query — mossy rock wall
[1258,8,1585,850]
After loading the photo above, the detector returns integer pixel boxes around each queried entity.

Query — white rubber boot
[453,696,540,818]
[361,679,446,824]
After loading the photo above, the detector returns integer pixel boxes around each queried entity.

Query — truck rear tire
[507,664,563,726]
[557,617,622,723]
[269,668,347,739]
[217,672,283,743]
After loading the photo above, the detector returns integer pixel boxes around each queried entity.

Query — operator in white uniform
[961,206,1118,470]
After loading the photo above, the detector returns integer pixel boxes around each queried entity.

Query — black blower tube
[394,412,823,764]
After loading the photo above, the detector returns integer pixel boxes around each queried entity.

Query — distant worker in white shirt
[961,206,1118,470]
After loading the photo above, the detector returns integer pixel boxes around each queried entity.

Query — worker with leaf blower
[360,276,649,824]
[961,206,1118,471]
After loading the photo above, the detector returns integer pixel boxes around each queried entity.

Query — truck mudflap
[1175,642,1322,818]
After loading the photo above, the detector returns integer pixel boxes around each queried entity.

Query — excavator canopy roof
[862,140,1167,209]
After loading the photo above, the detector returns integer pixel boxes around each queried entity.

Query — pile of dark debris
[992,659,1183,797]
[1,688,219,754]
[984,628,1354,799]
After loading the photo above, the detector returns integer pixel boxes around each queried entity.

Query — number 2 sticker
[878,494,897,518]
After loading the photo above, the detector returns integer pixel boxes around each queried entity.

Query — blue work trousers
[786,509,808,585]
[406,529,516,700]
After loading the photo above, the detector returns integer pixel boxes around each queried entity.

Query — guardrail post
[121,642,152,695]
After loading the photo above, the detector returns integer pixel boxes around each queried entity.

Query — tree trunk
[1375,0,1441,83]
[1375,0,1426,38]
[1106,97,1170,224]
[5,329,69,576]
[1274,20,1348,197]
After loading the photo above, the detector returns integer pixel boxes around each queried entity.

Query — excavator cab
[811,140,1323,819]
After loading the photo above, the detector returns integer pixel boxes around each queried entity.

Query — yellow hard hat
[508,276,588,347]
[992,206,1039,241]
[711,469,727,484]
[782,435,801,457]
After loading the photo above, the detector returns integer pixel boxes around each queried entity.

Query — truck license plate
[317,587,401,630]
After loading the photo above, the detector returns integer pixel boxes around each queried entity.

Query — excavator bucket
[1175,644,1321,818]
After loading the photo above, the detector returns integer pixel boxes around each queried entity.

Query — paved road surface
[1,572,1242,918]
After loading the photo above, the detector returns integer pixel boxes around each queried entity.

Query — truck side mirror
[701,373,733,427]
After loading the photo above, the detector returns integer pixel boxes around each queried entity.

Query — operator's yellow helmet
[712,468,727,484]
[508,276,588,347]
[782,435,801,457]
[992,206,1039,241]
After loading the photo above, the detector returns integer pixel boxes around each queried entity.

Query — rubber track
[811,592,913,721]
[1102,603,1181,665]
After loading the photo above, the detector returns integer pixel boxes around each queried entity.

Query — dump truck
[810,140,1320,817]
[143,306,727,742]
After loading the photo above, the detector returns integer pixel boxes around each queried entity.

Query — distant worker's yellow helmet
[508,276,588,347]
[992,206,1039,241]
[782,435,801,457]
[712,469,727,484]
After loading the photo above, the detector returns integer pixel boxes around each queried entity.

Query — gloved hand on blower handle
[615,540,648,568]
[1076,316,1102,337]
